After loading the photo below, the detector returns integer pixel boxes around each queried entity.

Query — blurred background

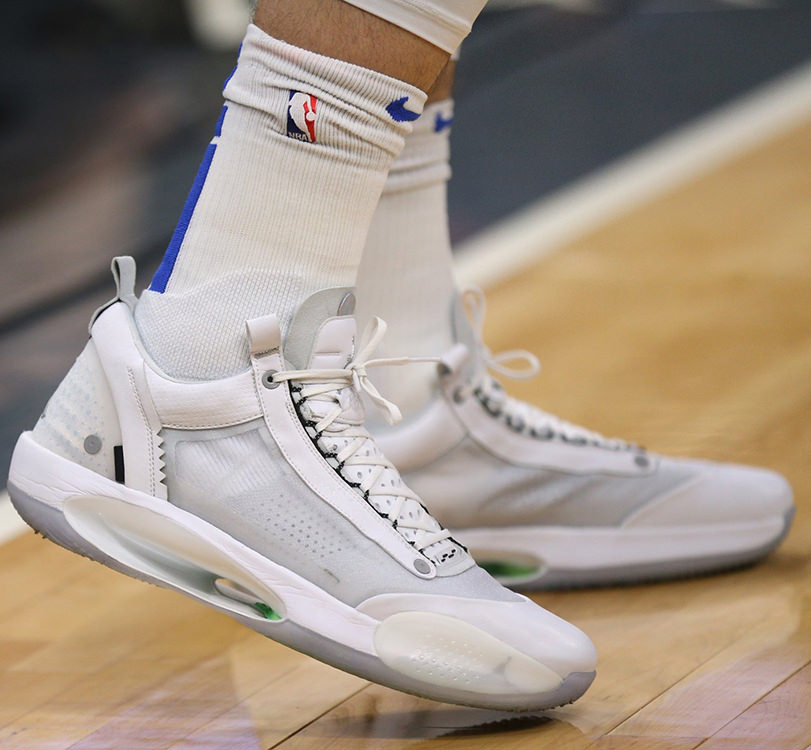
[1,0,810,486]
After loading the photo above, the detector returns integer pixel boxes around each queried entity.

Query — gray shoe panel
[407,437,695,529]
[159,421,517,607]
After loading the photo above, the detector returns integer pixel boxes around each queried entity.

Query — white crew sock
[355,99,457,419]
[135,24,426,381]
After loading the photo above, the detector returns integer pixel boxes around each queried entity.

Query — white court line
[1,61,810,549]
[0,490,28,545]
[456,60,811,288]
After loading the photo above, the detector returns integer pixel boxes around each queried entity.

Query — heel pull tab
[246,315,282,359]
[89,256,138,333]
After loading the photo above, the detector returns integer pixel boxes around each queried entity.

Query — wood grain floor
[1,120,809,750]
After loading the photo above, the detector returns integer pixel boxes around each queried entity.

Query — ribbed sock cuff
[225,24,428,163]
[384,99,453,193]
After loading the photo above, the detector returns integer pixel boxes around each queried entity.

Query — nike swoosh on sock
[387,97,421,122]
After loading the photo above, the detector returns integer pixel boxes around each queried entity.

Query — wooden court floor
[0,120,809,750]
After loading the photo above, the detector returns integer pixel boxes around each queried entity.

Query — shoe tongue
[285,288,356,370]
[286,288,365,425]
[308,316,356,370]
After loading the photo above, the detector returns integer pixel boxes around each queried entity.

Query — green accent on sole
[480,561,539,579]
[254,602,282,620]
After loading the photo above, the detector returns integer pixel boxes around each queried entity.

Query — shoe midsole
[454,515,788,575]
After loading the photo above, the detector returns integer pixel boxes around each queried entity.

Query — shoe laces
[272,318,461,561]
[455,287,635,451]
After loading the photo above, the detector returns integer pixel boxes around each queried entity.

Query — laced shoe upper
[369,286,692,529]
[371,286,791,538]
[16,259,600,706]
[276,307,471,572]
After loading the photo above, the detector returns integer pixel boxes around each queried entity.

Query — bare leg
[254,0,449,91]
[426,59,456,103]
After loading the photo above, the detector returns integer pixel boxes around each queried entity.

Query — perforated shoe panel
[160,420,517,607]
[32,340,121,480]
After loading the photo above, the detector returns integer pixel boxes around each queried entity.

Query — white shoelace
[272,318,456,557]
[457,287,634,451]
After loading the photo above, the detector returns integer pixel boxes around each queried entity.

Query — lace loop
[488,349,541,379]
[461,287,541,380]
[459,287,634,451]
[274,317,440,426]
[347,320,405,424]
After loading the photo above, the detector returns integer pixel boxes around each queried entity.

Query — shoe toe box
[358,588,597,689]
[624,459,793,528]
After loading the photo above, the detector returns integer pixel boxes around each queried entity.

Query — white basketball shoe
[371,288,795,589]
[7,260,596,710]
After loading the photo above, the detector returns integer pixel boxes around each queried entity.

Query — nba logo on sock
[287,91,317,143]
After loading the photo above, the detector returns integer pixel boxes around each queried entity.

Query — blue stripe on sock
[151,42,241,293]
[149,104,230,293]
[222,43,241,91]
[149,141,218,293]
[214,104,228,137]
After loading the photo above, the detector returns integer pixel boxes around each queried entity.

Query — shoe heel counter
[32,339,122,481]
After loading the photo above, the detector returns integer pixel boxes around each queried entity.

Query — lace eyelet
[560,434,588,446]
[530,427,555,440]
[413,558,431,574]
[452,386,466,404]
[261,370,280,389]
[482,400,502,418]
[506,416,526,432]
